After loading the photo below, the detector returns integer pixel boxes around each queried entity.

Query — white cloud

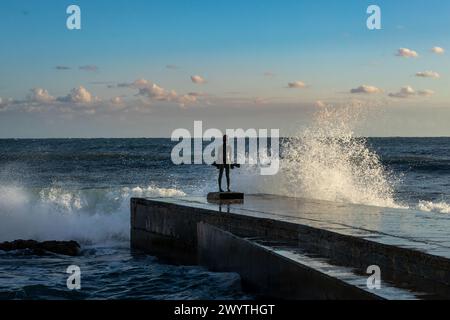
[389,86,435,98]
[28,88,55,103]
[117,78,150,89]
[417,89,435,97]
[388,86,416,98]
[58,86,94,103]
[415,71,440,78]
[263,72,276,77]
[135,80,199,107]
[287,81,306,89]
[350,85,382,94]
[176,93,198,108]
[139,83,177,101]
[431,47,445,54]
[191,75,206,84]
[79,65,99,72]
[396,48,419,58]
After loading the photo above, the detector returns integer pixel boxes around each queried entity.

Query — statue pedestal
[207,192,244,203]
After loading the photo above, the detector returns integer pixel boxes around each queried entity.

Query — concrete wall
[131,197,450,298]
[197,222,380,300]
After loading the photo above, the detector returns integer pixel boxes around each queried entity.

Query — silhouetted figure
[217,135,232,192]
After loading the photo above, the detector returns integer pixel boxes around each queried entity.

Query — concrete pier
[130,194,450,299]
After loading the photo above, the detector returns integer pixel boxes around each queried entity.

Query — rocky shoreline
[0,240,81,256]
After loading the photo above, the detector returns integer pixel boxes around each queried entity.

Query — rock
[207,192,244,204]
[0,240,81,256]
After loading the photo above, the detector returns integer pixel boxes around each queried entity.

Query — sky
[0,0,450,137]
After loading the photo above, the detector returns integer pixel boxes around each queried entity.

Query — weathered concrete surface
[197,222,383,300]
[130,194,450,299]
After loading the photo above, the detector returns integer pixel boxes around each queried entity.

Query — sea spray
[0,184,186,243]
[235,103,399,207]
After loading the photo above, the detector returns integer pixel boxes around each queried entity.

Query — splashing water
[0,185,186,243]
[417,201,450,214]
[236,103,400,208]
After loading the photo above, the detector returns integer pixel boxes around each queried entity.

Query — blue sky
[1,0,450,137]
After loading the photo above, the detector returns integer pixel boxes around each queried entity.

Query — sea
[0,136,449,299]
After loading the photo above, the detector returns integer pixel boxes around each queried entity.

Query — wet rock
[0,240,81,256]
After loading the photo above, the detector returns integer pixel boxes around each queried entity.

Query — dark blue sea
[0,137,449,299]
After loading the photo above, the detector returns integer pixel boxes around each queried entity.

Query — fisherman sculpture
[212,135,240,193]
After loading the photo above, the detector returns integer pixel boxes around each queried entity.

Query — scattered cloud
[388,86,434,98]
[166,64,180,69]
[388,86,416,98]
[138,83,177,101]
[90,81,115,85]
[396,48,418,58]
[107,78,203,107]
[55,66,71,70]
[133,79,200,107]
[79,65,99,72]
[287,81,306,89]
[415,71,440,78]
[191,75,206,84]
[116,78,150,89]
[417,89,435,97]
[57,86,95,103]
[263,72,276,78]
[177,93,199,108]
[0,86,102,115]
[28,88,55,103]
[431,46,445,54]
[350,85,382,94]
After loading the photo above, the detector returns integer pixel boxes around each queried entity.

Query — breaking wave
[417,200,450,214]
[0,185,186,243]
[236,103,400,208]
[235,103,450,213]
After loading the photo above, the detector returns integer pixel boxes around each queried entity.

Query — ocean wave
[0,184,186,244]
[235,103,400,208]
[417,200,450,214]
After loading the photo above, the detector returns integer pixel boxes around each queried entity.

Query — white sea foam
[417,200,450,214]
[123,186,186,198]
[0,184,186,243]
